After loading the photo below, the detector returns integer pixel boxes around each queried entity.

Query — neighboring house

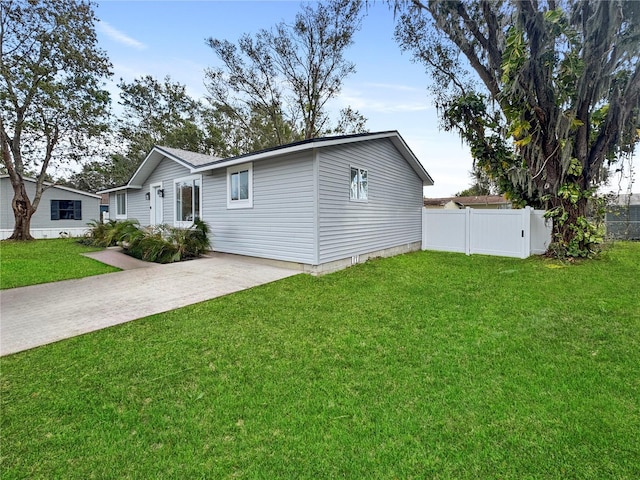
[606,193,640,240]
[0,176,101,240]
[424,195,512,209]
[99,131,434,273]
[100,193,110,222]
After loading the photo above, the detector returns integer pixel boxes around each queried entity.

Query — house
[424,195,512,209]
[606,193,640,240]
[100,193,110,222]
[0,176,101,240]
[99,131,434,273]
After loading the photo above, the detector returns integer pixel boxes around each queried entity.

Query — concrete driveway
[0,250,301,356]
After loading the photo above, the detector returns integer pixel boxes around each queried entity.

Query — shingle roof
[99,131,434,193]
[154,146,221,167]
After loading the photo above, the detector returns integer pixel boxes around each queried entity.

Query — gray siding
[318,138,424,263]
[0,177,13,229]
[205,153,317,264]
[141,159,193,225]
[0,177,100,230]
[110,159,193,226]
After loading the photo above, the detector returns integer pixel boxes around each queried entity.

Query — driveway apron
[0,253,300,356]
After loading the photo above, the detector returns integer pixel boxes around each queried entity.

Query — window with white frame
[350,166,368,201]
[174,175,201,226]
[227,162,253,209]
[115,192,127,218]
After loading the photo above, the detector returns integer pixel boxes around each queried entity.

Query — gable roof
[99,131,434,193]
[0,175,101,199]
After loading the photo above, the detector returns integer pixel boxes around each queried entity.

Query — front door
[150,183,163,226]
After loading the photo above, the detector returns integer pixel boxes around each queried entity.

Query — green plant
[168,219,211,259]
[126,225,180,264]
[1,243,639,478]
[81,219,141,248]
[0,238,119,289]
[88,220,212,264]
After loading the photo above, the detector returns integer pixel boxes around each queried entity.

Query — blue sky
[94,0,636,197]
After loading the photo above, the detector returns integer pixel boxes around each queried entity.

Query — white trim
[226,162,253,209]
[193,132,399,173]
[98,185,138,194]
[1,227,92,240]
[0,175,101,198]
[99,132,433,193]
[115,192,127,219]
[191,131,434,186]
[349,165,368,202]
[149,182,163,226]
[173,174,202,227]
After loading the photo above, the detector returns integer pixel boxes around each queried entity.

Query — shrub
[81,219,140,248]
[82,220,211,263]
[167,219,210,259]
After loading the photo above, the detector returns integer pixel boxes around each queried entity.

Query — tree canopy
[205,0,368,151]
[396,0,640,257]
[66,75,227,191]
[0,0,112,239]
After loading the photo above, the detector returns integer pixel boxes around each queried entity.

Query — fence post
[521,206,532,258]
[422,208,427,250]
[465,207,471,256]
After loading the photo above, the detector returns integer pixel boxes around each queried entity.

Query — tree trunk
[549,196,592,257]
[7,179,35,241]
[2,129,35,240]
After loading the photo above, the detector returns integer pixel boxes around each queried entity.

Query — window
[115,192,127,218]
[174,175,201,226]
[350,167,368,201]
[227,162,253,209]
[51,200,82,220]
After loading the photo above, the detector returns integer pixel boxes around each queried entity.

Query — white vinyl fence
[422,206,552,258]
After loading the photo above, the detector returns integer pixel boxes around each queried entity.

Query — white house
[99,131,434,273]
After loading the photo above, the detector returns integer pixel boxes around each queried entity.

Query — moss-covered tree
[396,0,640,257]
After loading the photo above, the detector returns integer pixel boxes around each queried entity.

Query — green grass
[1,242,639,479]
[0,238,120,289]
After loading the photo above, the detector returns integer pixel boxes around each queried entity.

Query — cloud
[98,21,146,50]
[336,83,432,114]
[362,82,424,93]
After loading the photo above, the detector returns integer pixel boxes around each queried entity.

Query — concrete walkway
[0,250,301,356]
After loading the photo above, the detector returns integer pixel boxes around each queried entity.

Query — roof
[155,146,222,167]
[0,175,101,199]
[609,193,640,206]
[98,131,434,193]
[424,195,510,207]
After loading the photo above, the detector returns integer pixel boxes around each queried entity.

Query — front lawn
[1,242,639,478]
[0,238,119,289]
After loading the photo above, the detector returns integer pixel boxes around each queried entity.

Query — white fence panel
[422,209,468,253]
[530,209,553,254]
[422,207,552,258]
[469,209,527,258]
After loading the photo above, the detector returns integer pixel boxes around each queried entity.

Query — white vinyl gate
[422,206,552,259]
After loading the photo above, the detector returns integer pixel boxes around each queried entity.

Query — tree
[205,0,368,152]
[395,0,640,257]
[116,75,225,177]
[63,153,133,193]
[455,172,495,197]
[0,0,112,240]
[68,75,227,191]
